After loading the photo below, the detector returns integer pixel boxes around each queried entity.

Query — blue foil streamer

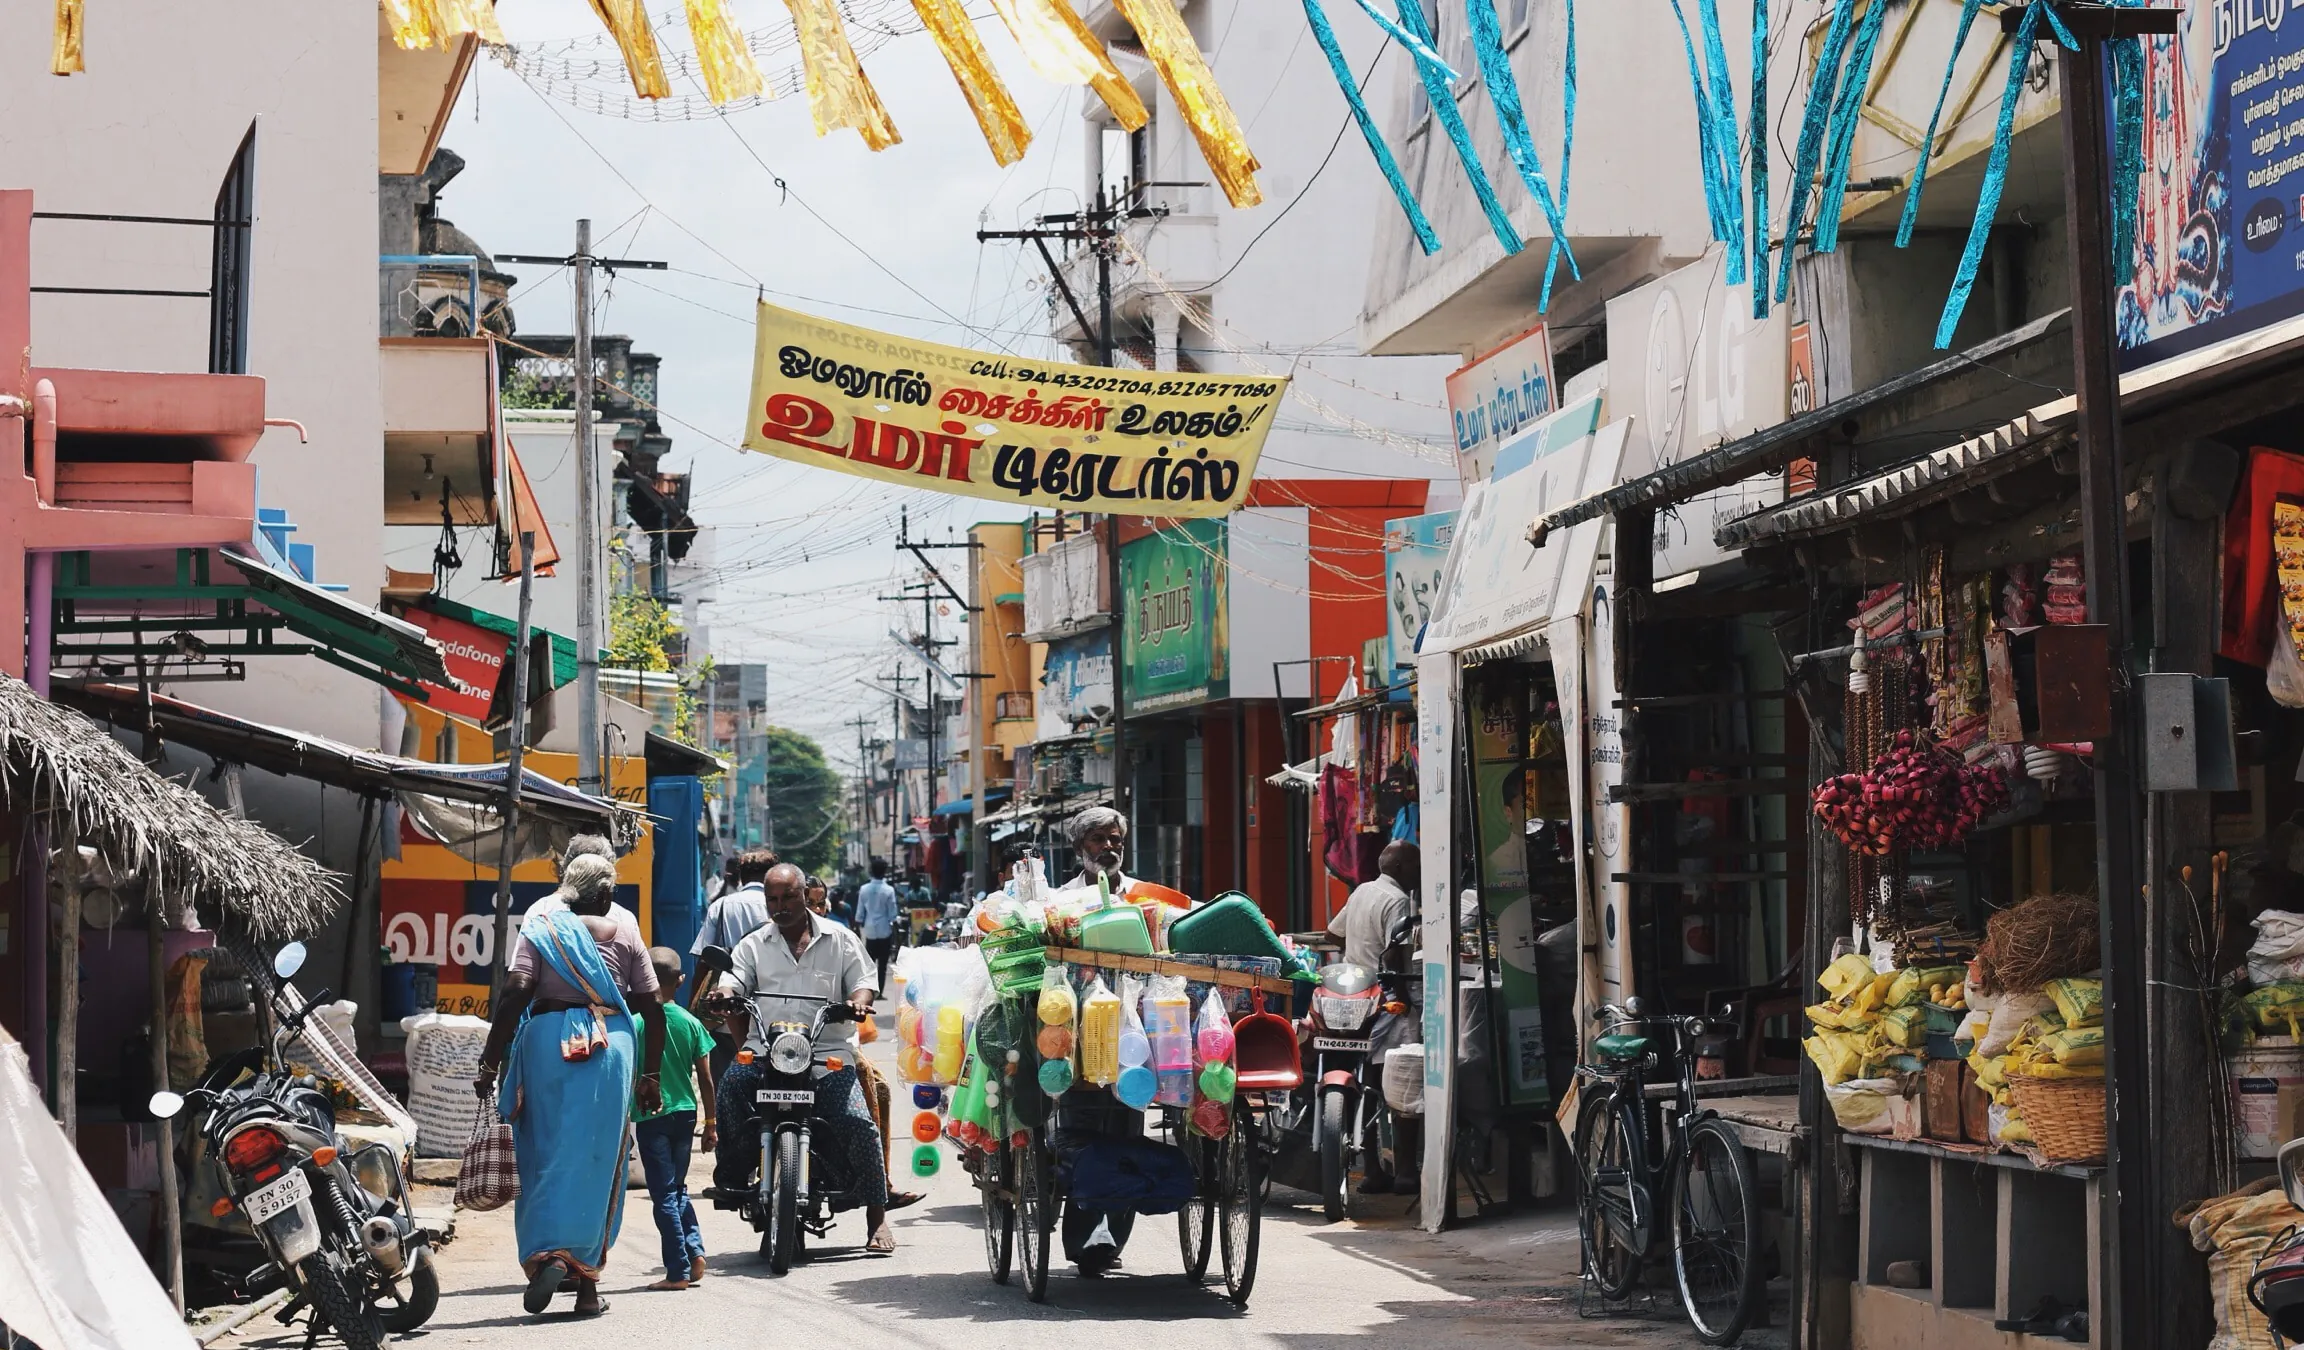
[1698,0,1747,283]
[1465,0,1580,284]
[1749,0,1769,317]
[1668,0,1733,257]
[1895,0,1989,249]
[1539,0,1577,312]
[1396,0,1524,255]
[1813,0,1891,254]
[1774,0,1858,304]
[2110,35,2145,288]
[1350,0,1458,83]
[1934,0,2051,347]
[1306,0,1442,255]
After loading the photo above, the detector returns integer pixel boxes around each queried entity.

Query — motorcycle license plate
[755,1089,814,1106]
[243,1168,311,1225]
[1313,1036,1368,1053]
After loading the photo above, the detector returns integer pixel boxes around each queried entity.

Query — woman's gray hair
[1065,805,1126,847]
[558,834,615,878]
[562,853,619,901]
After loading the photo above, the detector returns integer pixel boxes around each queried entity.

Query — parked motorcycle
[699,948,869,1274]
[152,941,436,1349]
[2251,1136,2304,1339]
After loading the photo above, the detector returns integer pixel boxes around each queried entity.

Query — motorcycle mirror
[148,1091,186,1120]
[272,942,309,980]
[2280,1137,2304,1211]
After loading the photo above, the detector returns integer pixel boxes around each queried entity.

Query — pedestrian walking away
[856,857,899,990]
[475,854,669,1319]
[635,946,717,1290]
[695,847,778,1082]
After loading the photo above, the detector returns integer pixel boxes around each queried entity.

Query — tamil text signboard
[1121,518,1229,715]
[1445,324,1558,484]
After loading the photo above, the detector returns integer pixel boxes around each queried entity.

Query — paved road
[218,1030,1766,1350]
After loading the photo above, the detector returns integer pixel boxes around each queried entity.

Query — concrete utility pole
[488,530,536,1002]
[976,183,1190,821]
[499,228,665,796]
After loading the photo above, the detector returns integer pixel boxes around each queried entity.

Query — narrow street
[210,1029,1751,1350]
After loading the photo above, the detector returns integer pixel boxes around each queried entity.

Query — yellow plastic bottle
[932,1003,966,1083]
[1037,980,1077,1029]
[1080,983,1122,1085]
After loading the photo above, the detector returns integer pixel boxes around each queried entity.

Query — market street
[209,1025,1769,1350]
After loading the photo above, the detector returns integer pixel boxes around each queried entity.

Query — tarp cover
[0,1028,196,1350]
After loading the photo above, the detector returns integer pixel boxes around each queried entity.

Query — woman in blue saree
[477,855,668,1317]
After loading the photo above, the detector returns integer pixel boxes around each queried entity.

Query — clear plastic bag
[1080,976,1122,1086]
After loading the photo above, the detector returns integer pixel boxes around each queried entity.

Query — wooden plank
[1042,946,1297,995]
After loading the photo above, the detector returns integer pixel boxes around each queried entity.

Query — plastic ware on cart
[1080,978,1122,1084]
[1079,876,1155,955]
[1233,989,1303,1091]
[911,1143,940,1177]
[1168,892,1292,962]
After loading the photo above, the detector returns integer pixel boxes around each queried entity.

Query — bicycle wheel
[1017,1134,1055,1303]
[1673,1117,1763,1345]
[982,1145,1016,1285]
[1177,1134,1215,1283]
[1575,1087,1643,1299]
[1218,1100,1262,1308]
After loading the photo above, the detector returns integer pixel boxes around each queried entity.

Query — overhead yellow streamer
[588,0,672,99]
[990,0,1148,132]
[684,0,767,104]
[783,0,901,151]
[911,0,1031,166]
[382,0,505,51]
[443,0,507,46]
[1110,0,1260,207]
[381,0,440,50]
[51,0,83,74]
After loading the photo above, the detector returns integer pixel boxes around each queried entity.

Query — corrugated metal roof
[1715,414,2058,547]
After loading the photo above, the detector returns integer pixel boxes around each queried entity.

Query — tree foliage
[762,725,841,875]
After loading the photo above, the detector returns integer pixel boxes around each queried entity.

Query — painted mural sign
[1383,511,1456,679]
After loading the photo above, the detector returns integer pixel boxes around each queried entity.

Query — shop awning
[1291,685,1411,721]
[55,682,639,845]
[216,547,451,690]
[934,788,1010,817]
[1462,624,1549,666]
[1534,309,2073,538]
[644,730,726,779]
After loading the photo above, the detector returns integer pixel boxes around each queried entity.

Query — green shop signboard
[1121,519,1228,715]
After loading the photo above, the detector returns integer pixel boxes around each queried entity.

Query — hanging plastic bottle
[1117,978,1151,1071]
[1080,978,1122,1085]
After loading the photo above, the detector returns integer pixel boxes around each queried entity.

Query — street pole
[570,219,602,795]
[488,531,535,1004]
[2016,7,2180,1346]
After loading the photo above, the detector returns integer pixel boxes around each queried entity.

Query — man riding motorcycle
[705,864,910,1254]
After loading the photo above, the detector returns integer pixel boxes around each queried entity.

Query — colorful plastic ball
[910,1144,941,1177]
[1039,1057,1074,1095]
[912,1084,944,1111]
[911,1111,943,1144]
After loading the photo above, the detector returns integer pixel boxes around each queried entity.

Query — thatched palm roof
[0,672,341,941]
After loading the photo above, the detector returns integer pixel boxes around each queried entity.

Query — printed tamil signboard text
[1122,519,1229,714]
[1445,324,1557,484]
[744,301,1285,516]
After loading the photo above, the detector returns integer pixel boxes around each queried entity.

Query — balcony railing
[995,691,1034,721]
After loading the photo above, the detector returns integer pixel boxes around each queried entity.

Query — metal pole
[2057,32,2150,1350]
[148,900,182,1311]
[489,532,536,1003]
[571,218,603,795]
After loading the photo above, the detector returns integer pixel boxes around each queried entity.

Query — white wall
[0,0,387,747]
[382,412,614,647]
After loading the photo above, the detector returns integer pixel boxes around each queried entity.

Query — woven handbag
[453,1089,519,1211]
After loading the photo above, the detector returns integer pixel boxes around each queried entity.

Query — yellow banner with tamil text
[741,300,1283,517]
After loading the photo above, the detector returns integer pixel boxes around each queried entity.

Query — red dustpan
[1232,989,1302,1092]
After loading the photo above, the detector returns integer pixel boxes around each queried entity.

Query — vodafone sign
[402,607,511,723]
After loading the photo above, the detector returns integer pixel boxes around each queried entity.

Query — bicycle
[1574,998,1764,1345]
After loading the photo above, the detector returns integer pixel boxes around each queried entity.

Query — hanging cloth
[1320,764,1360,883]
[588,0,672,98]
[783,0,902,150]
[1111,0,1263,207]
[1394,0,1523,256]
[685,0,767,104]
[1465,0,1581,299]
[913,0,1033,165]
[1305,0,1441,255]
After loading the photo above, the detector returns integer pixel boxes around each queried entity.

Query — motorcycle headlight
[1314,994,1373,1032]
[769,1031,813,1076]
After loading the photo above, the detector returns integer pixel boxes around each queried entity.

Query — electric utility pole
[976,182,1193,819]
[500,224,665,795]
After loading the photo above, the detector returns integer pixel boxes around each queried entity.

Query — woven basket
[2009,1076,2106,1163]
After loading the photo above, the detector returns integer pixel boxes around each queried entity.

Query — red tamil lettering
[920,420,984,483]
[851,420,921,472]
[759,393,847,457]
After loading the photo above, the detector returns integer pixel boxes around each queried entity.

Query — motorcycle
[152,941,437,1349]
[2251,1136,2304,1340]
[1301,961,1400,1221]
[699,948,868,1275]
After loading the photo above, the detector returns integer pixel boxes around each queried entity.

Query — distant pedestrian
[856,858,899,988]
[635,948,716,1290]
[693,848,777,1084]
[806,875,846,929]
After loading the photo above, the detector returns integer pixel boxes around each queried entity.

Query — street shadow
[827,1267,1248,1322]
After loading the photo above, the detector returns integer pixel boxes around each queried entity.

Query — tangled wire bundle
[1811,729,2011,857]
[1979,892,2101,994]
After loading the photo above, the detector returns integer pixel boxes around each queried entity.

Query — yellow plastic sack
[2046,977,2103,1029]
[1879,1005,1926,1049]
[2013,1059,2104,1081]
[1887,965,1966,1008]
[1968,1050,2008,1092]
[1804,1029,1865,1085]
[2186,1179,2300,1350]
[1996,1110,2034,1146]
[2041,1025,2104,1067]
[2247,982,2304,1040]
[1820,953,1875,1001]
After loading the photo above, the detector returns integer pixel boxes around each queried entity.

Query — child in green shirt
[635,948,717,1289]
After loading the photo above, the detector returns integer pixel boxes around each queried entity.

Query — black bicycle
[1574,998,1763,1345]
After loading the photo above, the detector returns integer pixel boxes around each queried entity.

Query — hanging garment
[1320,764,1360,883]
[2220,448,2304,667]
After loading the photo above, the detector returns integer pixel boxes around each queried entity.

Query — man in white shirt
[855,859,900,988]
[1329,840,1419,974]
[692,848,776,956]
